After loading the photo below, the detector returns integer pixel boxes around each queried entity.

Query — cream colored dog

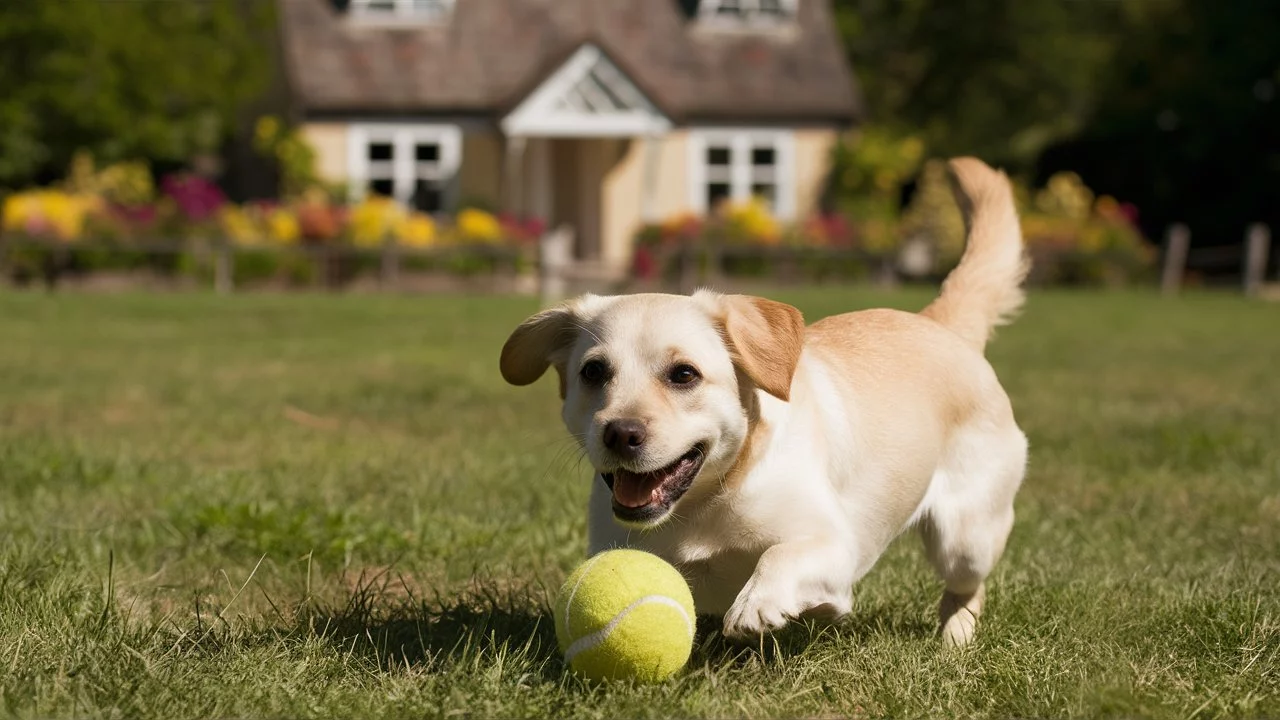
[500,157,1029,646]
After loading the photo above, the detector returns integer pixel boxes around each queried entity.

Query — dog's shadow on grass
[293,573,566,680]
[290,571,936,678]
[693,606,936,667]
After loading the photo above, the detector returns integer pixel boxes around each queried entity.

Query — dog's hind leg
[918,424,1027,648]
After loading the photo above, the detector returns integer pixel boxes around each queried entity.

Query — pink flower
[1119,202,1140,227]
[112,203,157,227]
[632,246,656,279]
[161,174,227,222]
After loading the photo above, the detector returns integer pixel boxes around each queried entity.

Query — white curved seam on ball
[563,553,604,635]
[563,595,694,663]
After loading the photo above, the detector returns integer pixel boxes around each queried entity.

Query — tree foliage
[0,0,274,187]
[834,0,1280,243]
[1039,0,1280,242]
[834,0,1123,169]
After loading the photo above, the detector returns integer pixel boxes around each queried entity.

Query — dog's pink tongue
[612,470,663,508]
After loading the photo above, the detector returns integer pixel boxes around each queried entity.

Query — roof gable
[501,44,672,137]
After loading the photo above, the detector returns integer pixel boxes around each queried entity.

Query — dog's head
[500,290,804,528]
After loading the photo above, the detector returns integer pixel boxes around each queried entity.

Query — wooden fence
[4,222,1275,302]
[1159,223,1273,297]
[0,236,532,294]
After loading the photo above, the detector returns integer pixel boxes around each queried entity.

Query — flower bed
[0,158,540,290]
[631,199,892,288]
[631,166,1157,289]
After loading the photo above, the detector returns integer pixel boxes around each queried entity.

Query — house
[277,0,861,276]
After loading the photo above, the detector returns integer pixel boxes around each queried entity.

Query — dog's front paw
[722,581,794,640]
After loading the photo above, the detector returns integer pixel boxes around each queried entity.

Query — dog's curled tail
[921,157,1029,351]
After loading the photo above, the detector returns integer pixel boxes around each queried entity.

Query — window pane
[411,0,450,14]
[365,0,396,11]
[707,147,731,166]
[415,143,439,162]
[707,183,731,210]
[751,183,776,208]
[369,178,395,197]
[368,142,394,161]
[759,0,785,15]
[412,180,443,213]
[716,0,743,15]
[751,147,775,166]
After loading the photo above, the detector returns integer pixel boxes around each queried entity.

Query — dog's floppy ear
[499,303,580,394]
[704,293,805,401]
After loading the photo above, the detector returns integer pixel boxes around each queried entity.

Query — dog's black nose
[603,419,648,457]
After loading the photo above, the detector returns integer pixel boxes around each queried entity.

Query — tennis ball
[553,549,696,683]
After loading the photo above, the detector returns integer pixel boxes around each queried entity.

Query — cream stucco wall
[601,128,836,270]
[793,129,840,217]
[302,121,838,272]
[301,123,350,185]
[600,132,690,271]
[460,132,502,208]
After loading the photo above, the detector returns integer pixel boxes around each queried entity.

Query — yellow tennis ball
[554,549,696,683]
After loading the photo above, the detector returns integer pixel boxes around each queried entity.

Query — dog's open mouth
[603,445,705,524]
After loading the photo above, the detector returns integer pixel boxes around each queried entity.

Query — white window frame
[687,129,796,220]
[698,0,798,26]
[349,0,454,25]
[347,124,462,213]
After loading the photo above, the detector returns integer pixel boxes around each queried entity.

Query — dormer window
[698,0,795,23]
[350,0,454,23]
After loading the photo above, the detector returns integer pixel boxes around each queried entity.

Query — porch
[495,43,672,281]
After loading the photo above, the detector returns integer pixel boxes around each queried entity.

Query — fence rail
[0,235,533,294]
[3,221,1274,301]
[1160,223,1273,297]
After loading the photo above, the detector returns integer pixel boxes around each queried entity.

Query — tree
[833,0,1125,171]
[1038,0,1280,245]
[0,0,274,188]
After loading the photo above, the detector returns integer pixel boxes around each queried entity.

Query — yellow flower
[1,194,27,232]
[2,190,96,242]
[98,161,155,206]
[266,208,300,245]
[219,205,262,246]
[724,197,780,244]
[1035,172,1093,221]
[394,212,436,248]
[456,208,503,243]
[350,195,404,248]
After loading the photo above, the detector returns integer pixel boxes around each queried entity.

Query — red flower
[632,246,656,280]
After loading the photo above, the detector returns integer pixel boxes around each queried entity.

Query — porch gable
[500,44,672,138]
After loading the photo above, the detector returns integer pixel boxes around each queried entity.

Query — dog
[500,157,1029,646]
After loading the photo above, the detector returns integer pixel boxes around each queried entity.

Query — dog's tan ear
[499,304,579,391]
[713,294,805,401]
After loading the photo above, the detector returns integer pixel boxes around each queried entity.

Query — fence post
[539,225,573,307]
[1160,223,1190,296]
[677,243,699,295]
[705,241,723,290]
[214,240,233,295]
[380,238,400,291]
[1243,223,1270,297]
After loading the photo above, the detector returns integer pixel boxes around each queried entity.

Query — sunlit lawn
[1,288,1276,718]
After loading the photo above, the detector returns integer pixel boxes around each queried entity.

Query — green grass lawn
[1,288,1276,719]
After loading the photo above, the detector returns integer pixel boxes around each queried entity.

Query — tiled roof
[279,0,861,124]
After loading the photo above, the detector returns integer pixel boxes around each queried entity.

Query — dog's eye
[580,360,608,385]
[668,364,701,386]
